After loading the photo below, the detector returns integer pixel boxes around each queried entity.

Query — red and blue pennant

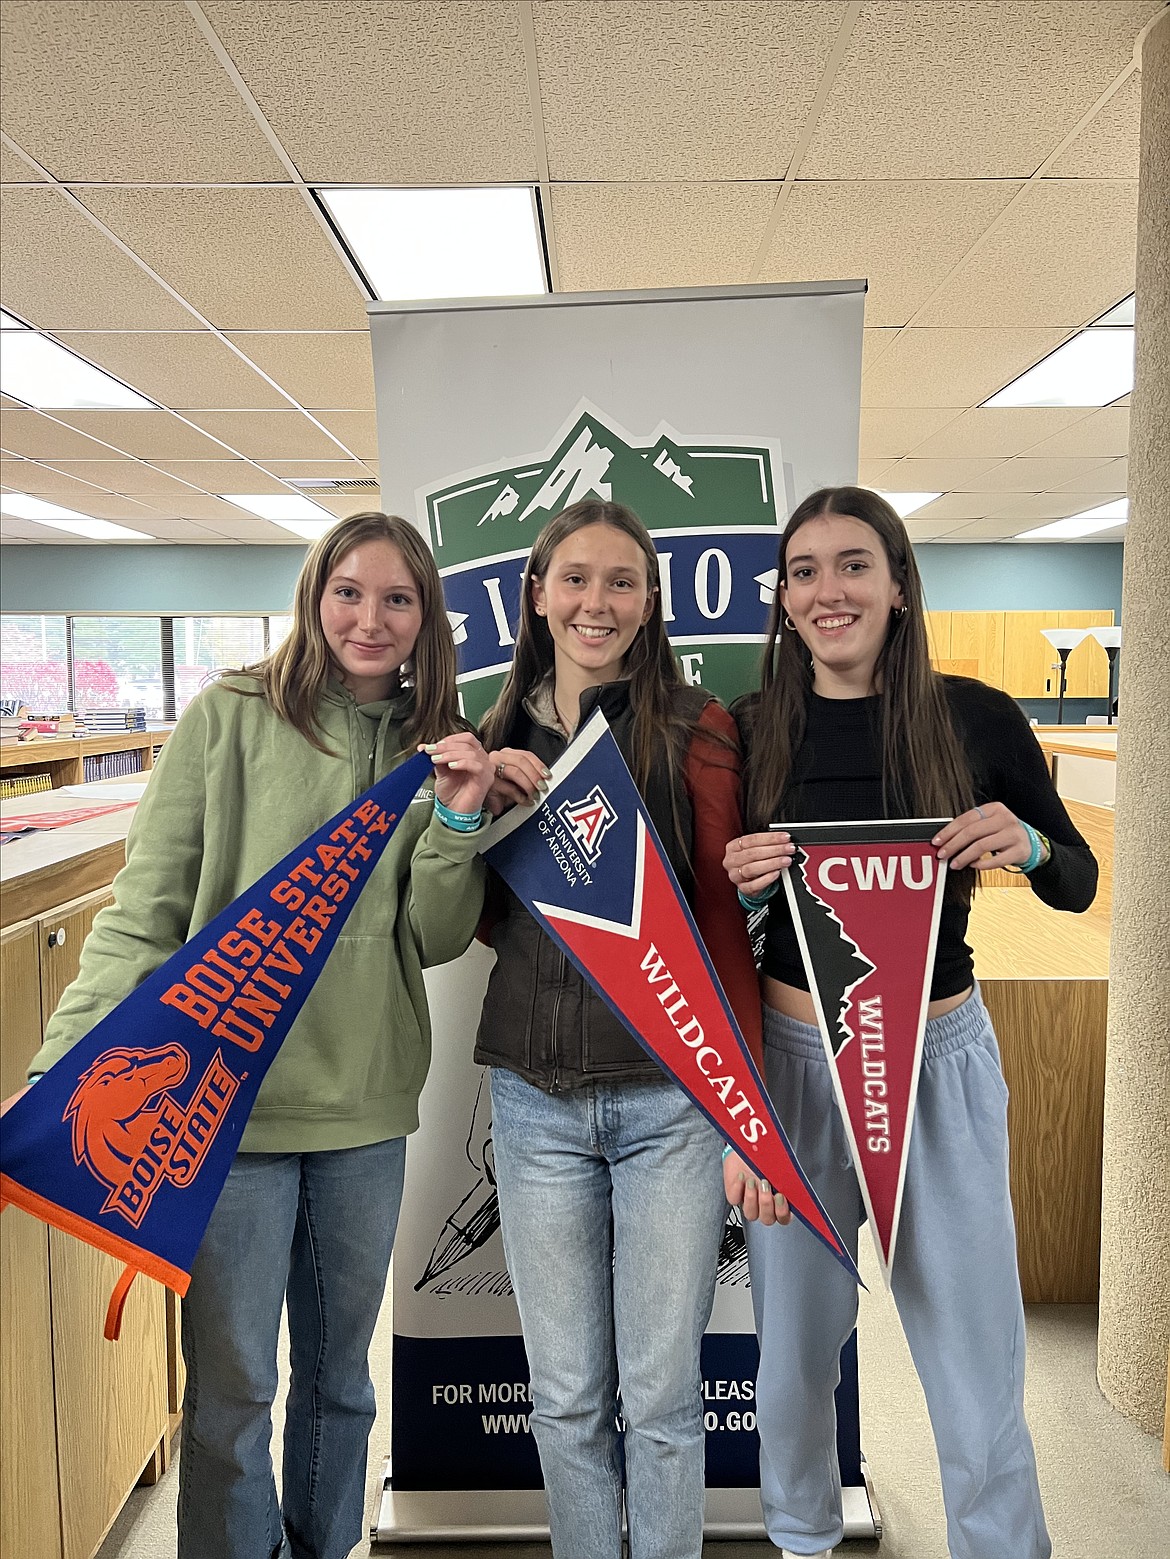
[477,710,859,1282]
[0,750,433,1333]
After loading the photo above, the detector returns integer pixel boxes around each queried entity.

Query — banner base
[371,1471,880,1544]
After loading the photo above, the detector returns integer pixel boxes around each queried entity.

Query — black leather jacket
[474,680,708,1091]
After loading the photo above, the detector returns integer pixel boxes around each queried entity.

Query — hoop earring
[894,606,908,618]
[783,615,797,631]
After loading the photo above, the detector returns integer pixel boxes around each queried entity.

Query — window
[173,618,267,712]
[0,614,70,711]
[70,618,166,717]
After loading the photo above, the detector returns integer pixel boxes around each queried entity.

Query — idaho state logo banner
[478,711,859,1283]
[779,819,950,1284]
[0,751,433,1324]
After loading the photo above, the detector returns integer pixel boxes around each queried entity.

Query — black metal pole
[1056,648,1071,725]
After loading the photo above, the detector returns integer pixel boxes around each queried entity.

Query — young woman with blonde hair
[24,511,495,1559]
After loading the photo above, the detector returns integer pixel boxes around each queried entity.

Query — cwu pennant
[478,711,859,1282]
[0,751,433,1332]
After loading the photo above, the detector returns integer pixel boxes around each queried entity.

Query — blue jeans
[178,1139,407,1559]
[489,1068,727,1559]
[747,991,1050,1559]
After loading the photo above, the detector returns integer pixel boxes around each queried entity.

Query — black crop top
[735,677,1098,1001]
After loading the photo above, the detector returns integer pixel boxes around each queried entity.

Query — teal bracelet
[722,1143,736,1161]
[434,796,484,833]
[1006,821,1046,874]
[737,879,779,911]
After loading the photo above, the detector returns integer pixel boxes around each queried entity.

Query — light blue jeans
[489,1068,727,1559]
[747,990,1050,1559]
[177,1139,407,1559]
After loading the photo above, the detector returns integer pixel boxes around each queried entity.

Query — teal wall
[0,541,1126,618]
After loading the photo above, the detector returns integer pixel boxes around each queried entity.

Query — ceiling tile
[904,407,1087,460]
[905,492,1011,522]
[1,396,23,409]
[0,142,40,183]
[150,461,288,495]
[862,328,1067,408]
[197,515,308,543]
[535,2,844,180]
[1056,455,1128,491]
[308,412,379,461]
[259,460,376,483]
[43,460,205,497]
[114,517,222,542]
[914,181,1139,328]
[225,334,375,410]
[858,408,962,459]
[762,181,1022,326]
[971,455,1118,492]
[203,0,536,183]
[1020,407,1130,459]
[1,408,124,460]
[882,456,1008,491]
[944,517,1049,540]
[1,518,44,540]
[856,459,900,488]
[76,189,369,331]
[185,411,348,462]
[0,457,109,499]
[52,411,230,461]
[799,1,1160,178]
[0,189,196,331]
[551,184,779,291]
[1046,71,1142,179]
[904,514,970,541]
[54,333,288,410]
[861,328,899,375]
[987,491,1123,520]
[0,1,286,181]
[139,494,273,523]
[52,491,165,520]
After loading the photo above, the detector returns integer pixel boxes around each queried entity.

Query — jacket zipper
[549,949,567,1092]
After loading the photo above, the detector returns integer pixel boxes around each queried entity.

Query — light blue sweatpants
[745,989,1050,1559]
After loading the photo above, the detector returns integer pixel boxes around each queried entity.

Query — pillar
[1097,8,1170,1437]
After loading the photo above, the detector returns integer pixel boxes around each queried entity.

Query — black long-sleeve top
[737,677,1098,1002]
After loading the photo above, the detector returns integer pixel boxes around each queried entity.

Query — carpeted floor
[96,1231,1169,1559]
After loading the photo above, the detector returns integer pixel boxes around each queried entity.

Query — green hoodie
[30,677,486,1152]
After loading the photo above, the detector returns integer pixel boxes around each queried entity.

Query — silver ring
[495,762,507,778]
[975,805,986,820]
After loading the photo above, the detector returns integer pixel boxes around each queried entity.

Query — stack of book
[83,707,147,731]
[19,711,78,736]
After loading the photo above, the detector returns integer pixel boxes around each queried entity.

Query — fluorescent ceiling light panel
[223,492,335,521]
[321,186,547,302]
[1093,294,1134,326]
[984,329,1133,408]
[1014,499,1128,541]
[270,519,338,541]
[0,330,154,408]
[0,309,27,329]
[1,492,90,520]
[877,491,942,518]
[34,518,154,540]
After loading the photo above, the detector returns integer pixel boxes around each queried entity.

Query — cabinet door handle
[47,927,66,948]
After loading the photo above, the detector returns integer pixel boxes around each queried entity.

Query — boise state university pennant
[779,819,950,1283]
[0,751,433,1320]
[478,710,859,1284]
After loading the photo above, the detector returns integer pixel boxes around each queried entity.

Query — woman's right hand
[723,831,795,898]
[1,1083,32,1117]
[483,748,551,816]
[723,1150,790,1226]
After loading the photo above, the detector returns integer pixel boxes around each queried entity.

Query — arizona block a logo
[556,785,618,865]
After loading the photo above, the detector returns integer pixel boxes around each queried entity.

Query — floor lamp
[1040,628,1091,725]
[1090,626,1122,723]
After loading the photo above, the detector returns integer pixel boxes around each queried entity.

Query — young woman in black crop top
[721,486,1095,1559]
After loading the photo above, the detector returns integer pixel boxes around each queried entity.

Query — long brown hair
[227,511,462,752]
[744,486,974,845]
[480,499,712,797]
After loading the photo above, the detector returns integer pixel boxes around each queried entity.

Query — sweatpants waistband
[761,986,990,1064]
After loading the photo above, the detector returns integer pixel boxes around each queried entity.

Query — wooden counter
[1,729,170,791]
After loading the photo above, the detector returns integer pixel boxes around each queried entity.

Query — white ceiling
[1,0,1161,546]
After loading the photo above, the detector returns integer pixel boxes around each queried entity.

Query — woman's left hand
[933,802,1034,872]
[423,732,496,817]
[723,1150,791,1226]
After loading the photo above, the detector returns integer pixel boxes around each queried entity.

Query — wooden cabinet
[1060,610,1113,698]
[1,890,173,1559]
[950,611,1005,689]
[927,609,1114,698]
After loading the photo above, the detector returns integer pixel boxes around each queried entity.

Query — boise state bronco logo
[65,1043,240,1228]
[557,786,618,866]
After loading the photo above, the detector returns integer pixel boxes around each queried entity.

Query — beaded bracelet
[737,879,779,911]
[1005,820,1049,874]
[434,796,484,833]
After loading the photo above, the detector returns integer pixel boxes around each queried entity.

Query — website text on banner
[478,709,859,1284]
[0,750,433,1335]
[780,819,950,1284]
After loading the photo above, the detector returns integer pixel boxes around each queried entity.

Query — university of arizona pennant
[779,819,949,1283]
[0,750,433,1322]
[478,710,859,1283]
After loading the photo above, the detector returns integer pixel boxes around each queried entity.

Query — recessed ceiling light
[1014,499,1128,540]
[0,331,154,409]
[320,186,547,302]
[877,491,942,518]
[270,520,338,541]
[37,518,154,540]
[1092,294,1135,326]
[983,329,1133,408]
[222,492,336,521]
[0,309,28,329]
[1,491,152,539]
[1,492,89,520]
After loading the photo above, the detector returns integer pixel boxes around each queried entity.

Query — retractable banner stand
[780,821,950,1283]
[367,282,877,1542]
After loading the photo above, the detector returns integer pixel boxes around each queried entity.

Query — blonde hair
[229,511,462,751]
